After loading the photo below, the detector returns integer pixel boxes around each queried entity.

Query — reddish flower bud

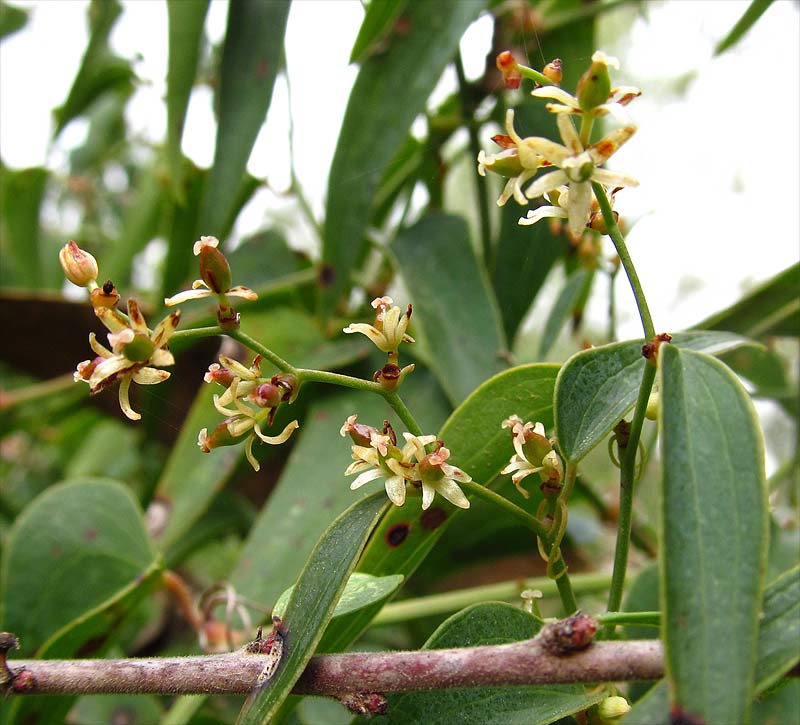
[59,241,98,287]
[496,50,522,89]
[250,383,283,409]
[542,58,563,85]
[198,241,232,294]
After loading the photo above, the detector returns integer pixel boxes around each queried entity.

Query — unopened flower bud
[589,208,618,234]
[59,241,98,287]
[542,58,563,85]
[197,420,241,452]
[204,363,236,386]
[91,279,120,309]
[539,449,564,496]
[196,237,232,294]
[593,695,631,723]
[496,50,522,89]
[576,50,618,111]
[340,415,380,446]
[250,383,282,409]
[645,391,660,421]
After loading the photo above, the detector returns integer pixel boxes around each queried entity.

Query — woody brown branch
[6,639,663,697]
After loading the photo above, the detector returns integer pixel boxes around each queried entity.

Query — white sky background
[1,0,798,341]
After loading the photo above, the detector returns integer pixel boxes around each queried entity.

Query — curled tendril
[607,434,647,480]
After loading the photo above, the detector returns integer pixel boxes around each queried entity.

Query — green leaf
[555,330,749,462]
[229,390,399,610]
[386,602,604,724]
[153,383,242,557]
[0,2,29,41]
[715,0,774,55]
[237,493,389,724]
[52,0,134,138]
[0,166,48,288]
[538,268,589,359]
[319,364,557,652]
[752,680,800,724]
[349,0,408,64]
[659,345,768,724]
[755,565,800,692]
[68,89,131,173]
[166,0,210,198]
[198,0,288,236]
[273,573,404,620]
[392,214,507,404]
[320,0,485,311]
[694,262,799,338]
[0,478,159,654]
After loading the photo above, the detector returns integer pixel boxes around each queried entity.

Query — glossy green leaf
[229,390,399,610]
[237,493,389,724]
[752,680,800,723]
[273,573,404,620]
[198,0,288,236]
[349,0,407,64]
[538,268,589,359]
[52,0,134,138]
[386,602,604,724]
[166,0,210,198]
[755,565,800,692]
[392,214,507,404]
[0,478,158,653]
[555,330,749,462]
[0,1,29,40]
[715,0,774,55]
[321,0,485,310]
[694,262,799,338]
[0,166,48,288]
[320,364,557,652]
[659,345,768,724]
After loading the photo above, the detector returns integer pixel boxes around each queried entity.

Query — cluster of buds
[60,241,180,421]
[479,51,641,242]
[165,236,257,329]
[198,355,300,471]
[341,416,471,510]
[500,416,564,499]
[343,296,415,391]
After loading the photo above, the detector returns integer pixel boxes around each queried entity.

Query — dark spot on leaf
[84,527,97,541]
[386,522,410,547]
[51,546,62,558]
[591,74,598,81]
[318,264,336,287]
[420,507,447,531]
[670,704,705,725]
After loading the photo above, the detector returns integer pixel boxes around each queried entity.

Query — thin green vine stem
[383,391,424,437]
[592,182,656,339]
[605,361,657,627]
[517,65,554,87]
[228,329,296,374]
[171,326,223,342]
[459,481,549,540]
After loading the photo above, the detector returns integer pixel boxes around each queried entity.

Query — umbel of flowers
[479,50,640,242]
[341,416,471,511]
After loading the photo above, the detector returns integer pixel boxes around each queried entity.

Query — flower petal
[245,435,260,472]
[421,482,436,510]
[118,376,141,421]
[227,286,258,301]
[525,169,569,200]
[384,476,407,506]
[567,180,593,239]
[434,478,470,509]
[518,205,567,226]
[164,288,214,306]
[253,419,299,445]
[531,86,580,109]
[349,467,384,490]
[132,367,171,385]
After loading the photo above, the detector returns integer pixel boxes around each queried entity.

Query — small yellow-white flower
[506,111,637,240]
[500,416,564,498]
[402,434,471,510]
[164,236,257,306]
[74,300,179,420]
[343,296,414,358]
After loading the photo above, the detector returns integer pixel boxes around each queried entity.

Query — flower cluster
[341,417,471,510]
[500,416,564,499]
[479,50,640,241]
[343,296,415,391]
[198,355,300,471]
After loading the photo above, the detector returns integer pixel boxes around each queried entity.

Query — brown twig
[5,639,663,697]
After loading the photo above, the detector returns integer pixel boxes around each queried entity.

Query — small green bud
[594,695,631,723]
[199,243,232,293]
[576,50,617,111]
[121,333,156,363]
[645,391,660,420]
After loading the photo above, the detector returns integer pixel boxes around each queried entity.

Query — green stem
[459,481,549,539]
[170,326,222,342]
[373,572,611,625]
[383,391,424,437]
[454,51,492,267]
[592,182,656,339]
[550,557,578,615]
[228,329,296,374]
[579,114,595,147]
[605,361,657,625]
[597,611,661,628]
[517,65,555,87]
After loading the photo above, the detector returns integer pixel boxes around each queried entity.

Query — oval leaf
[555,330,749,462]
[659,345,768,724]
[386,602,605,724]
[237,492,389,724]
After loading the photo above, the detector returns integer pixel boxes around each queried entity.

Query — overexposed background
[1,0,798,339]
